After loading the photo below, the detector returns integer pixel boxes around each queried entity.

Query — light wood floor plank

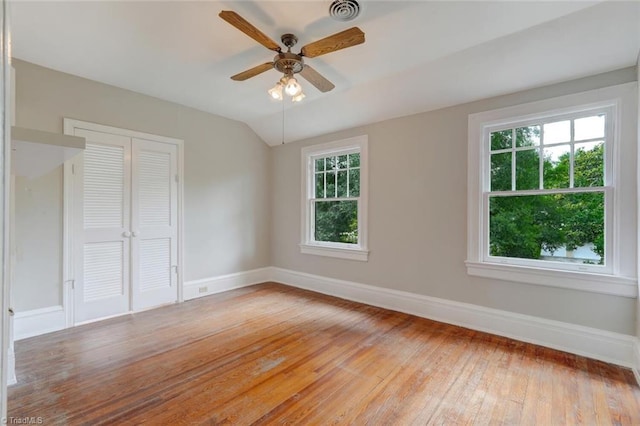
[8,283,640,425]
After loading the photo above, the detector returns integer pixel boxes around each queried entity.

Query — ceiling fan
[219,10,365,102]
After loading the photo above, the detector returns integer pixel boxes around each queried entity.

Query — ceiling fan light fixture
[284,77,302,97]
[268,82,283,100]
[292,92,306,103]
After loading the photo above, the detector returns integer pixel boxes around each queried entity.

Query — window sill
[300,244,369,262]
[465,261,637,298]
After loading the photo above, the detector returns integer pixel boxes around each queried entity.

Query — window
[488,113,608,270]
[301,135,368,261]
[467,84,637,297]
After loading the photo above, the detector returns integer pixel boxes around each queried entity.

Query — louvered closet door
[130,138,178,310]
[74,129,131,323]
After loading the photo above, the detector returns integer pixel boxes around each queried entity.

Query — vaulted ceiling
[10,1,640,145]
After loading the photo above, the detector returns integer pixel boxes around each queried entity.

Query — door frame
[62,119,184,326]
[0,0,9,416]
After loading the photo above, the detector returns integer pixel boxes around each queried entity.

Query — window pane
[326,156,337,170]
[338,155,348,169]
[326,171,336,197]
[491,130,512,151]
[315,158,325,172]
[315,172,325,198]
[543,120,570,144]
[337,170,348,198]
[543,144,570,189]
[574,115,604,141]
[349,169,360,197]
[516,149,539,190]
[315,200,358,244]
[574,142,604,187]
[489,193,604,265]
[349,153,360,168]
[491,152,511,191]
[515,125,540,147]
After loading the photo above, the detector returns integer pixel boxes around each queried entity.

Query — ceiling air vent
[329,0,361,22]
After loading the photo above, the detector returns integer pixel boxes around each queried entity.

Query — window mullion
[323,159,327,198]
[569,119,575,188]
[511,128,516,191]
[312,196,357,202]
[346,163,350,197]
[309,199,315,242]
[357,198,361,246]
[489,186,607,197]
[334,156,338,198]
[539,125,544,189]
[569,144,575,188]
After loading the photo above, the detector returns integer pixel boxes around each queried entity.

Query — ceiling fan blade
[231,62,274,81]
[300,27,364,58]
[219,11,281,52]
[299,65,335,93]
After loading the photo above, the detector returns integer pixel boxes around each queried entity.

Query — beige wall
[12,59,271,311]
[637,55,640,340]
[11,58,638,336]
[13,172,62,310]
[271,67,638,335]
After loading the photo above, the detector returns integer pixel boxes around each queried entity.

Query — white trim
[183,268,270,301]
[300,135,369,261]
[483,105,614,273]
[13,306,66,341]
[1,2,10,413]
[467,82,638,293]
[6,345,14,386]
[633,340,640,386]
[465,261,637,298]
[7,308,14,386]
[62,157,77,328]
[270,267,638,368]
[177,139,185,303]
[63,119,182,146]
[299,244,369,262]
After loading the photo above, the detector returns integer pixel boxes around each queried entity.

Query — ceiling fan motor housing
[281,33,298,49]
[274,52,304,74]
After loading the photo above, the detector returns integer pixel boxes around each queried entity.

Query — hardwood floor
[9,283,640,425]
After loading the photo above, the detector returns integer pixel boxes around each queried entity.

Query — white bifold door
[72,127,178,323]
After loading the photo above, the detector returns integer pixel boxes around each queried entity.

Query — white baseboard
[14,305,66,341]
[11,268,270,340]
[270,267,638,369]
[183,267,270,301]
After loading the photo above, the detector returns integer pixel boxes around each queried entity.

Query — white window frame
[467,84,637,298]
[484,108,613,273]
[300,135,369,261]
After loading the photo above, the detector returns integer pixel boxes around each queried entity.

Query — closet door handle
[123,231,131,238]
[132,231,140,237]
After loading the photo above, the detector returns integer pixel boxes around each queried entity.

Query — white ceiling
[10,1,640,146]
